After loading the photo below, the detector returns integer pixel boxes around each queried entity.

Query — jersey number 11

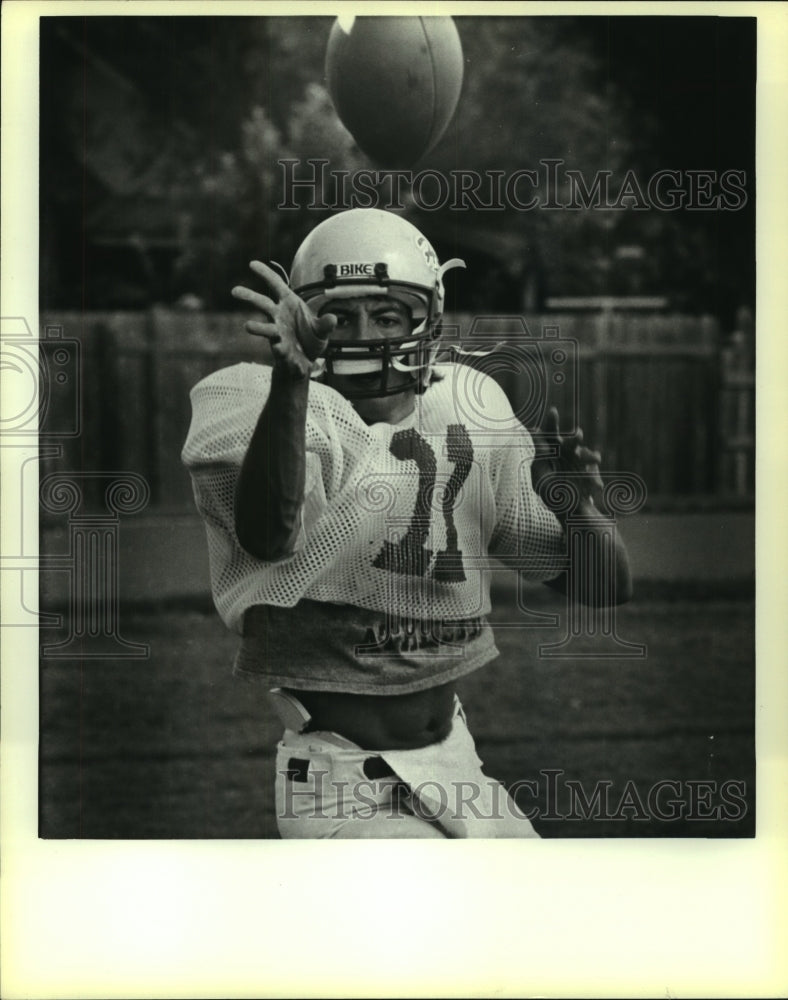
[372,425,473,582]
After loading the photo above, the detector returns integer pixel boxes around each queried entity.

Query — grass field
[39,585,754,839]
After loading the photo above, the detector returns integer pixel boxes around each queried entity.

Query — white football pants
[274,697,540,839]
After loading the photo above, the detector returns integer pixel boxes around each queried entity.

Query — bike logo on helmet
[336,262,376,278]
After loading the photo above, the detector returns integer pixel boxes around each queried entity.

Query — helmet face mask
[289,209,464,399]
[319,328,437,399]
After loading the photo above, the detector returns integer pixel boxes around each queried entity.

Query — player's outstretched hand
[232,261,337,379]
[532,406,604,509]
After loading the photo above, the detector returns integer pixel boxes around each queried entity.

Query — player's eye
[375,314,403,329]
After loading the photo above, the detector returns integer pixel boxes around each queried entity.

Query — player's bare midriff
[287,681,457,751]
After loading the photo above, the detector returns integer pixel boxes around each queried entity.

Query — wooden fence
[39,309,754,514]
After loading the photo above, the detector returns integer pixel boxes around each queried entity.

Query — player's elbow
[592,530,634,606]
[235,526,297,563]
[611,544,634,605]
[596,560,634,607]
[595,579,633,607]
[580,577,633,608]
[234,506,299,563]
[616,574,634,605]
[543,563,633,607]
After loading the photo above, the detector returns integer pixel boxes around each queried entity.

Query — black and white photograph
[2,2,786,997]
[35,9,757,840]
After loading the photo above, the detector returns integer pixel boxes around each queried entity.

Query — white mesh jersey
[182,362,566,693]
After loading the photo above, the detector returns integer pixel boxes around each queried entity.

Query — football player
[182,208,632,838]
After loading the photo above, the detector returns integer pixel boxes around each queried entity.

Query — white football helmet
[290,209,465,397]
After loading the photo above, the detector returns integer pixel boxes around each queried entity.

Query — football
[325,15,464,169]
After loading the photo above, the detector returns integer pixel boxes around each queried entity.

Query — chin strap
[390,342,426,373]
[308,357,327,380]
[449,341,505,358]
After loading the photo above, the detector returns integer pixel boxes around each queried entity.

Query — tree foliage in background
[40,15,754,322]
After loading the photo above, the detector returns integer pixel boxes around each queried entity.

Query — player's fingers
[315,312,338,337]
[542,405,560,436]
[575,445,602,465]
[244,320,281,342]
[562,426,588,449]
[232,285,279,316]
[249,260,291,297]
[292,305,333,360]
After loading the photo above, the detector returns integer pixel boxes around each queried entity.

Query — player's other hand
[232,261,337,379]
[532,406,604,509]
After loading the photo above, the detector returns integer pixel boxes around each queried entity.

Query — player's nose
[350,312,375,341]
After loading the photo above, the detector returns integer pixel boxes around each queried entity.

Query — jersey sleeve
[181,363,328,555]
[480,377,566,581]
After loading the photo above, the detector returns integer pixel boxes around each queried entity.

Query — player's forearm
[234,366,309,561]
[545,500,633,606]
